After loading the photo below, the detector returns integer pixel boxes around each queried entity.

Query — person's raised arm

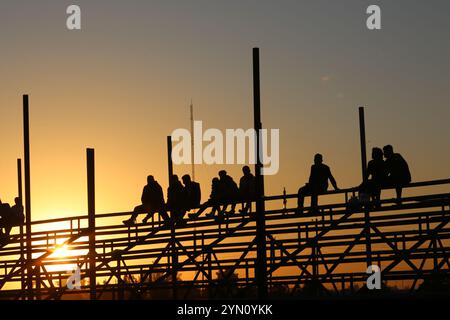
[328,169,339,190]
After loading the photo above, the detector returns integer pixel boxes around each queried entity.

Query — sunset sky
[1,0,450,222]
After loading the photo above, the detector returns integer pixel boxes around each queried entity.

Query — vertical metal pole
[17,159,23,201]
[253,48,267,299]
[190,101,195,181]
[87,148,96,300]
[117,258,124,300]
[359,107,372,267]
[23,94,33,300]
[167,136,174,180]
[167,136,178,299]
[35,264,41,300]
[17,158,25,295]
[359,107,367,181]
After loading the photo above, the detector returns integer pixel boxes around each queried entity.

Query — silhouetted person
[167,175,188,225]
[193,177,222,219]
[0,199,12,237]
[218,170,239,215]
[359,147,387,207]
[123,175,169,226]
[181,174,201,210]
[2,197,24,236]
[297,154,338,214]
[383,145,411,202]
[239,166,256,214]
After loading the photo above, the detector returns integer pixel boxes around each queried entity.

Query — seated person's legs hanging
[0,219,6,237]
[228,201,236,215]
[297,183,312,214]
[358,180,375,208]
[220,203,228,216]
[369,181,382,208]
[240,199,252,214]
[123,204,148,226]
[172,208,187,226]
[143,206,169,224]
[309,184,326,214]
[385,176,406,204]
[192,201,209,218]
[310,192,319,213]
[157,208,170,221]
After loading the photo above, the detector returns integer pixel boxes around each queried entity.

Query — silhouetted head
[218,170,227,179]
[372,147,383,161]
[383,145,394,159]
[182,174,191,185]
[242,165,251,175]
[212,177,219,185]
[147,175,155,184]
[14,197,21,205]
[314,154,323,165]
[171,174,180,184]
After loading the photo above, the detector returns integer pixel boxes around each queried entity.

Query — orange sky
[1,1,450,222]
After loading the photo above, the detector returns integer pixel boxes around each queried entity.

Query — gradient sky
[1,0,450,221]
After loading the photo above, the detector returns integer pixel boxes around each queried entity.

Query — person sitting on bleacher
[297,154,339,215]
[239,166,256,214]
[359,147,387,208]
[167,175,188,225]
[0,197,24,238]
[383,145,411,203]
[181,174,201,211]
[123,175,169,226]
[218,170,240,215]
[0,199,12,237]
[6,197,24,236]
[192,177,221,219]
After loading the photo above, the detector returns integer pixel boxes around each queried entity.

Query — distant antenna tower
[190,100,195,181]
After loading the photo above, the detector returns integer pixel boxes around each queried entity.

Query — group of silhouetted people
[194,167,256,220]
[123,144,410,226]
[123,166,256,226]
[296,145,411,214]
[0,197,24,238]
[122,174,200,226]
[359,144,411,206]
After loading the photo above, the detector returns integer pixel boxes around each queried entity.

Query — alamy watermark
[171,121,280,175]
[366,5,381,30]
[65,4,381,31]
[66,266,81,290]
[366,265,381,290]
[66,5,81,30]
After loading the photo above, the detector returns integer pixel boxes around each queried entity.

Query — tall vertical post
[167,136,174,180]
[359,107,372,267]
[86,148,96,300]
[359,107,367,181]
[17,158,25,295]
[17,159,23,201]
[190,101,195,181]
[23,94,33,300]
[253,47,267,299]
[167,136,178,299]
